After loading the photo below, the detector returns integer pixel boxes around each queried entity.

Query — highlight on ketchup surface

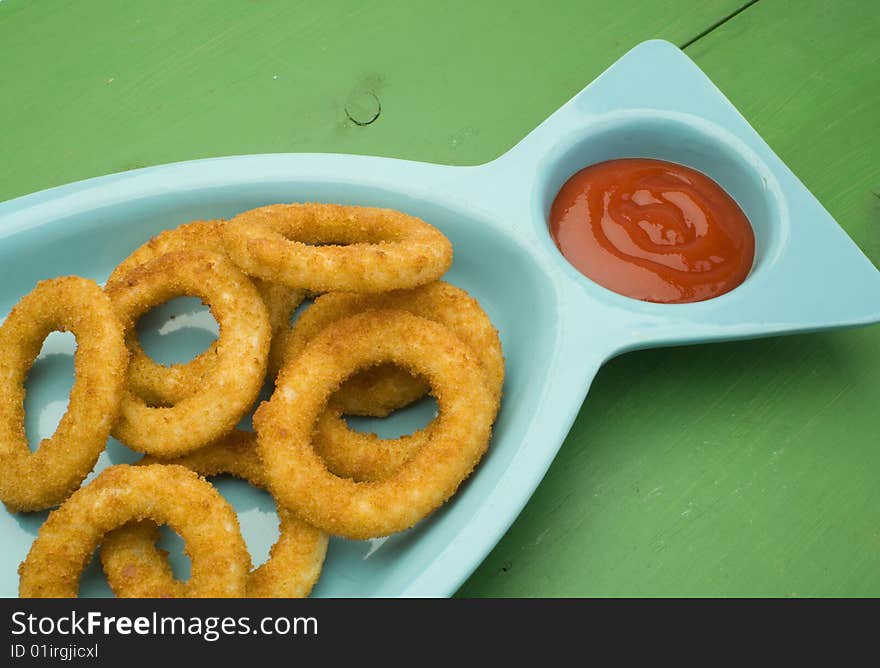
[548,158,756,304]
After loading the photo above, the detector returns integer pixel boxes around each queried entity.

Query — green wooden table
[2,0,878,596]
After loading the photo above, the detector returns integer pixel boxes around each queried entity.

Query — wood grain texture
[460,0,880,597]
[2,0,877,597]
[0,0,745,200]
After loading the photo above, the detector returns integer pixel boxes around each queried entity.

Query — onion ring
[101,430,328,598]
[221,203,453,293]
[108,220,304,404]
[254,309,498,539]
[0,277,127,512]
[284,282,504,481]
[18,464,250,598]
[106,250,270,457]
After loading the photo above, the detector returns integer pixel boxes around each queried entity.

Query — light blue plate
[2,40,879,598]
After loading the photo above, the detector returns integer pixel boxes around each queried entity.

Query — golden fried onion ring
[255,309,498,539]
[285,282,504,481]
[108,220,304,404]
[107,251,270,457]
[221,203,453,293]
[18,464,250,598]
[101,431,328,598]
[0,277,127,512]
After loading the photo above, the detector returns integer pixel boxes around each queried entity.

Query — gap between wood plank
[680,0,762,49]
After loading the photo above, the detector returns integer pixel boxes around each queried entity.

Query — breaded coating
[255,310,499,540]
[107,251,270,457]
[221,203,453,293]
[0,277,127,512]
[101,431,328,598]
[19,464,250,598]
[108,219,304,401]
[284,282,504,481]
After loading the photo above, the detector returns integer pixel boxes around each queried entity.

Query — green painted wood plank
[460,0,880,597]
[1,0,746,201]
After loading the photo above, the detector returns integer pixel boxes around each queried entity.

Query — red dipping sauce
[549,158,755,303]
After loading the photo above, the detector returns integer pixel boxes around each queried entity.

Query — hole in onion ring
[343,392,438,439]
[288,296,314,327]
[135,296,218,366]
[277,230,399,246]
[77,526,194,596]
[113,477,281,586]
[78,551,115,598]
[212,477,280,569]
[23,331,76,453]
[155,526,191,581]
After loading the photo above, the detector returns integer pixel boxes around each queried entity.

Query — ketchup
[549,158,755,303]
